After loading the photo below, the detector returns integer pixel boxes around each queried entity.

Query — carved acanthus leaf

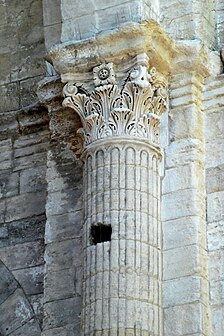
[63,57,168,151]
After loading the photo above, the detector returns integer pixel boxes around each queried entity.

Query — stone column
[63,54,167,335]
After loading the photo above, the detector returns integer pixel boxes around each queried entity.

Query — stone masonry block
[0,82,20,113]
[14,152,48,171]
[162,189,205,222]
[43,0,61,26]
[169,105,204,142]
[0,288,33,335]
[163,276,208,307]
[43,297,81,330]
[0,240,44,270]
[8,215,46,245]
[164,302,206,336]
[45,211,83,244]
[163,244,207,280]
[14,130,49,149]
[209,249,224,281]
[44,23,61,48]
[206,137,224,169]
[45,238,82,272]
[162,162,204,195]
[12,265,44,295]
[163,216,206,250]
[61,0,95,20]
[207,220,224,251]
[46,188,82,217]
[9,318,41,336]
[210,279,224,306]
[41,324,80,336]
[0,139,12,171]
[0,172,19,199]
[61,15,97,42]
[211,306,224,336]
[207,191,224,223]
[165,139,204,169]
[0,260,18,305]
[44,267,76,303]
[206,109,224,142]
[20,166,47,194]
[0,111,19,140]
[5,192,46,222]
[206,164,224,194]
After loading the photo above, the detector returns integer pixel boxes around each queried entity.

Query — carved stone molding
[63,54,167,155]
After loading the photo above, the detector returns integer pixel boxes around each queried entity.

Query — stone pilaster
[37,76,83,336]
[162,43,215,336]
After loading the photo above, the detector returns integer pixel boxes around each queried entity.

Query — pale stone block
[206,109,224,141]
[46,188,82,216]
[162,189,205,222]
[209,249,224,281]
[165,139,204,169]
[162,163,204,194]
[44,267,76,303]
[206,164,224,194]
[12,265,44,295]
[211,306,224,336]
[163,245,207,280]
[164,302,205,336]
[96,2,141,32]
[163,276,208,307]
[206,137,224,168]
[169,105,204,141]
[207,221,224,251]
[207,191,224,223]
[61,15,97,42]
[43,0,61,26]
[45,238,82,272]
[44,23,61,49]
[210,280,224,305]
[163,216,206,250]
[45,211,83,243]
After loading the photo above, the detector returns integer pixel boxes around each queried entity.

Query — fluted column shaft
[82,139,162,335]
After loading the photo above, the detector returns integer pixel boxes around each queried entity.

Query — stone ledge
[46,20,177,78]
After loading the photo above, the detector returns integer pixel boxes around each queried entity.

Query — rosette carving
[63,56,167,153]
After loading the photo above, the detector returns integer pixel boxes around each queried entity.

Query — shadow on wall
[0,260,41,336]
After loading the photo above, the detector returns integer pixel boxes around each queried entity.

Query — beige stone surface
[0,0,224,335]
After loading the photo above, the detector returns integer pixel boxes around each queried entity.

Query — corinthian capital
[62,54,167,154]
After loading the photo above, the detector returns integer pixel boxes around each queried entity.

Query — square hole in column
[90,223,112,245]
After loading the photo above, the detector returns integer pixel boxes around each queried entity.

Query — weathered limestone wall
[0,0,223,335]
[162,68,210,335]
[37,76,84,335]
[216,0,224,49]
[60,0,160,42]
[204,76,224,335]
[160,0,216,49]
[43,0,61,49]
[0,0,48,334]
